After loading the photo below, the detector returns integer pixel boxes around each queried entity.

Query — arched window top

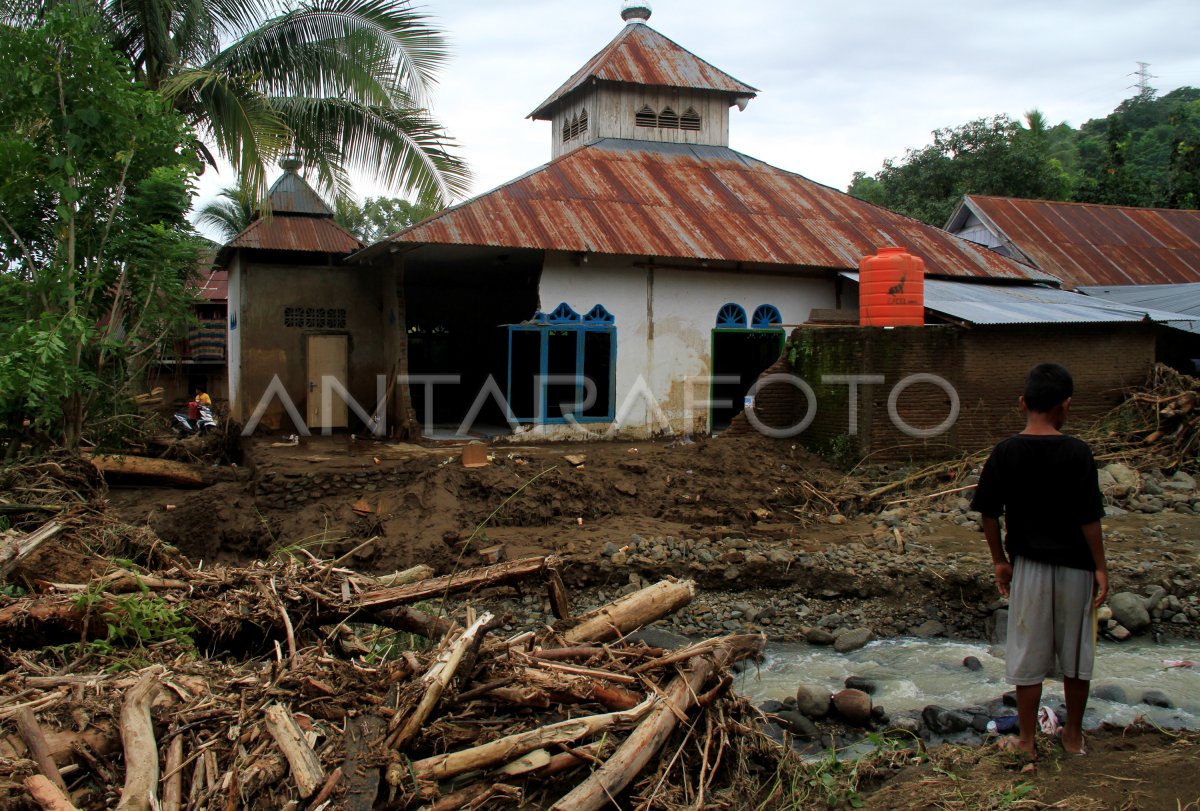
[716,303,747,328]
[658,107,680,130]
[584,304,615,324]
[680,107,701,131]
[635,105,657,128]
[752,304,783,328]
[575,109,588,138]
[548,302,581,323]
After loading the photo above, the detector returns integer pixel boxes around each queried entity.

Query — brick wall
[732,323,1156,461]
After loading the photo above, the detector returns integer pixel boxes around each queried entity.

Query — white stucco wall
[534,251,837,438]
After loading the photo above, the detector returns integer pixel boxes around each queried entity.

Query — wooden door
[306,334,348,429]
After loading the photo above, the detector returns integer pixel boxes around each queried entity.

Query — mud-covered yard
[97,431,1200,809]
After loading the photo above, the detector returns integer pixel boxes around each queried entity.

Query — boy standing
[970,363,1108,758]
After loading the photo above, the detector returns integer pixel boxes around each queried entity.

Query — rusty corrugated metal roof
[378,140,1055,282]
[957,195,1200,286]
[266,170,334,216]
[227,215,361,254]
[529,22,757,120]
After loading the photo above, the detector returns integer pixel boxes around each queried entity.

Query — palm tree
[195,185,256,242]
[4,0,470,204]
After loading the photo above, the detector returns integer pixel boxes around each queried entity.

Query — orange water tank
[858,246,925,326]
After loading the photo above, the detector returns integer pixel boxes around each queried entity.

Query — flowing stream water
[736,637,1200,730]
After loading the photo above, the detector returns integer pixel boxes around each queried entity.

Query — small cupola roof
[263,156,334,217]
[528,10,757,120]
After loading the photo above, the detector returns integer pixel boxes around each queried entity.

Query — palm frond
[164,67,291,199]
[271,95,470,206]
[195,185,255,242]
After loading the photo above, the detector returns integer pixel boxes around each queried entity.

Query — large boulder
[1109,592,1151,633]
[795,683,831,719]
[832,689,873,726]
[1103,463,1139,498]
[833,627,875,653]
[774,709,820,739]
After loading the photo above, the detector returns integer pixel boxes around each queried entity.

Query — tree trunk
[356,556,559,609]
[86,454,207,487]
[557,579,695,646]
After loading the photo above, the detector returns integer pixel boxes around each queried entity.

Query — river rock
[805,628,835,646]
[1109,592,1151,633]
[832,689,873,726]
[1141,689,1173,708]
[758,699,786,714]
[844,675,877,695]
[962,656,983,672]
[912,620,946,638]
[1108,623,1132,641]
[833,627,875,653]
[774,709,820,739]
[1097,605,1113,623]
[922,705,972,735]
[1093,684,1128,704]
[629,627,691,650]
[795,683,831,719]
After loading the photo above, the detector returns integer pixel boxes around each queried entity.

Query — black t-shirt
[969,433,1105,570]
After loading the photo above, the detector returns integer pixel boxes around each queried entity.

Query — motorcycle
[173,402,217,437]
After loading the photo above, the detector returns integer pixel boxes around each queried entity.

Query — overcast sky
[192,0,1200,237]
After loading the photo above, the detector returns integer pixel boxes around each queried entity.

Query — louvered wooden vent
[680,108,701,131]
[658,107,680,130]
[635,105,657,127]
[563,109,589,142]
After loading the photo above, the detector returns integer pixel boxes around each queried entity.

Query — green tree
[848,114,1072,225]
[0,10,203,451]
[4,0,470,204]
[334,194,440,243]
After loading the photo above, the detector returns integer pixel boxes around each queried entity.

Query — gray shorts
[1005,556,1097,685]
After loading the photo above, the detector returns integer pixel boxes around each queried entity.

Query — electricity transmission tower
[1128,61,1158,97]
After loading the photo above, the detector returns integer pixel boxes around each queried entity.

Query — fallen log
[372,564,436,588]
[0,521,65,580]
[86,454,208,488]
[263,703,325,799]
[356,556,560,609]
[550,634,765,811]
[558,579,695,645]
[114,670,162,811]
[400,697,655,783]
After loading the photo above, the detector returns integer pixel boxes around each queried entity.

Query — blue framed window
[508,303,616,424]
[752,304,783,328]
[716,303,747,328]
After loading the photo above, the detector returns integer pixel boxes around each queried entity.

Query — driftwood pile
[0,521,775,810]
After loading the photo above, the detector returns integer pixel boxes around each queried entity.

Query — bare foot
[1061,729,1088,755]
[997,735,1038,761]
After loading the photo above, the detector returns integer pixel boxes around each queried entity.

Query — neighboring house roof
[842,272,1200,328]
[196,267,228,302]
[529,21,757,119]
[369,139,1055,282]
[946,195,1200,287]
[1080,282,1200,333]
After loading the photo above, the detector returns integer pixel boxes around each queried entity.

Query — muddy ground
[104,432,1200,809]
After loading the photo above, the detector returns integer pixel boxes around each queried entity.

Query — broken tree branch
[356,555,560,609]
[550,634,764,811]
[263,703,325,799]
[114,670,163,811]
[389,611,493,750]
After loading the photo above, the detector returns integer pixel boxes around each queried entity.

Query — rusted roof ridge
[529,23,757,119]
